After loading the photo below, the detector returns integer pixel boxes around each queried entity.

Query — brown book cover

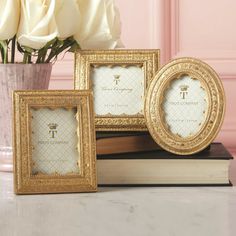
[96,133,161,155]
[96,131,148,139]
[96,132,211,156]
[97,143,230,160]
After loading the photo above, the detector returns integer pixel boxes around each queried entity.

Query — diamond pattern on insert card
[31,108,79,175]
[163,75,207,138]
[92,66,144,116]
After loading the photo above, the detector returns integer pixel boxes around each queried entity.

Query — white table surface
[1,160,236,236]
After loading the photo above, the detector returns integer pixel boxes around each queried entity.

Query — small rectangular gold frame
[74,49,160,131]
[13,90,97,194]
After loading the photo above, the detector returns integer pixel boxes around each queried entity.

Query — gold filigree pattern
[13,90,97,194]
[74,50,160,131]
[145,58,226,155]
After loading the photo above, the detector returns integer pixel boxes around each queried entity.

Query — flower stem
[28,55,32,64]
[0,47,3,63]
[11,36,16,63]
[0,40,8,63]
[41,50,47,63]
[23,53,28,64]
[4,48,8,64]
[5,54,8,64]
[45,38,75,63]
[36,48,47,63]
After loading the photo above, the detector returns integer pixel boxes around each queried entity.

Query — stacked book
[96,132,233,186]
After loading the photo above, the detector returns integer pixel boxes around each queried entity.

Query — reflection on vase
[0,64,52,172]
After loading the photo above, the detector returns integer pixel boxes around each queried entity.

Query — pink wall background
[50,0,236,154]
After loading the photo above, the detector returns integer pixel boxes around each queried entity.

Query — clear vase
[0,63,52,172]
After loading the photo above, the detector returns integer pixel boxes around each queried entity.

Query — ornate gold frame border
[145,57,226,155]
[13,90,97,194]
[74,49,160,131]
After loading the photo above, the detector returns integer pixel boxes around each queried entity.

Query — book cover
[97,143,233,186]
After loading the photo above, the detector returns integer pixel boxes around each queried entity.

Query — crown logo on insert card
[113,75,121,85]
[48,123,58,138]
[179,85,189,99]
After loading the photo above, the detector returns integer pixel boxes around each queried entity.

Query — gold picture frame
[13,90,97,194]
[145,57,226,155]
[74,49,160,131]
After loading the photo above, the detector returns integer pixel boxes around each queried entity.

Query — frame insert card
[145,57,226,155]
[74,49,160,131]
[13,90,97,194]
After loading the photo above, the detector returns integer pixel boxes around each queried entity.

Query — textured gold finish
[145,57,226,155]
[13,90,97,194]
[74,50,160,131]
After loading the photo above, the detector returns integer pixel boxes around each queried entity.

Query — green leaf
[22,46,34,54]
[68,42,80,52]
[42,38,58,50]
[0,40,8,63]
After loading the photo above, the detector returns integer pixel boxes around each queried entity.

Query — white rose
[17,0,58,50]
[55,0,81,39]
[0,0,20,40]
[75,0,123,49]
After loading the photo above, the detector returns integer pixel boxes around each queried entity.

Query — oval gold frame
[145,57,226,155]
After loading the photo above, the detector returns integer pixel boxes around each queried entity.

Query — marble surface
[1,170,236,236]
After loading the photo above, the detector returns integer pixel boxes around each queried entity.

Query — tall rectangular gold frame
[13,90,97,194]
[74,49,160,131]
